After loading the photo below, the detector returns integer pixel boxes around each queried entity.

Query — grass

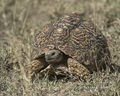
[0,0,120,96]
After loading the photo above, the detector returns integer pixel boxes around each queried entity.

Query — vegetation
[0,0,120,95]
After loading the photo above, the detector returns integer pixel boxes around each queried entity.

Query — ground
[0,0,120,96]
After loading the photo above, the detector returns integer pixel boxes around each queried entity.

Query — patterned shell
[31,13,110,66]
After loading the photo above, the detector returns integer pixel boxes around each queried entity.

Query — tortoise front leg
[67,58,90,80]
[28,58,48,81]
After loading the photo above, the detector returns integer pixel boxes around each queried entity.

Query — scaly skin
[28,58,48,80]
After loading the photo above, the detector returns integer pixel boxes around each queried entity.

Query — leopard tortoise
[28,13,111,80]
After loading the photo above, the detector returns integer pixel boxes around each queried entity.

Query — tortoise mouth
[45,49,64,64]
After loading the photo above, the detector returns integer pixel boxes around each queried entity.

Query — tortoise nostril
[51,52,55,56]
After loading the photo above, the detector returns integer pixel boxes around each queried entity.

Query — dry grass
[0,0,120,96]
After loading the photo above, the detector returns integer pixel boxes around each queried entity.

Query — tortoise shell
[31,13,111,70]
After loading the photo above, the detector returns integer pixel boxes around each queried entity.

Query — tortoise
[28,13,111,80]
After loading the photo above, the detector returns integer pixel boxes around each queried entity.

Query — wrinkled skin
[28,50,90,81]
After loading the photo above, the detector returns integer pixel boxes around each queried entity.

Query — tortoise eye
[51,52,55,56]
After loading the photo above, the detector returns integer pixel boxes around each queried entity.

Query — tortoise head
[45,49,64,64]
